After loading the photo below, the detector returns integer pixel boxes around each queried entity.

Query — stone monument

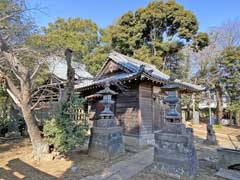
[204,124,217,145]
[88,83,125,160]
[192,111,200,125]
[154,82,197,179]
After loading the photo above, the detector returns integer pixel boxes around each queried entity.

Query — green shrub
[213,124,223,129]
[43,95,88,153]
[0,83,7,97]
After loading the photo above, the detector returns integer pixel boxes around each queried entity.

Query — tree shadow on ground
[0,151,134,180]
[0,154,94,180]
[0,158,57,180]
[2,125,237,180]
[237,135,240,142]
[0,138,135,180]
[0,138,25,154]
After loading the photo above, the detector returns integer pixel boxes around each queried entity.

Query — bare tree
[212,18,240,48]
[183,18,240,124]
[0,0,74,160]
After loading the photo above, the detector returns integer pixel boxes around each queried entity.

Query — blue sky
[27,0,240,32]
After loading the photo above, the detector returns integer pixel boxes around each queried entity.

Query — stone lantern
[93,83,116,127]
[88,82,125,160]
[153,80,197,179]
[161,82,180,123]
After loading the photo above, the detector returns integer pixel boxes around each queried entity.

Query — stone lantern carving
[153,81,197,179]
[161,83,180,123]
[88,82,125,160]
[94,83,116,127]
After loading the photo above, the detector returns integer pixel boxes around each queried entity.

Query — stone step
[80,147,154,180]
[216,168,240,180]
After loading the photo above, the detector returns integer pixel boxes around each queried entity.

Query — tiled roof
[47,56,93,83]
[75,51,205,92]
[108,51,169,80]
[75,72,139,89]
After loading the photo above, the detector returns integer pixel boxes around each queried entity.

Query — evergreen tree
[90,0,208,76]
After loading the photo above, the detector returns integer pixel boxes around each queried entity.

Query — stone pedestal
[5,131,21,138]
[154,123,197,179]
[123,133,154,152]
[88,125,125,160]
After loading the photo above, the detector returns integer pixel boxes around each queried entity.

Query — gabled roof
[75,51,205,92]
[47,56,93,82]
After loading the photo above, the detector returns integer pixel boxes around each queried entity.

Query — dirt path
[81,147,153,180]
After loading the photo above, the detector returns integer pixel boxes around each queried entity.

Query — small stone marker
[71,166,78,173]
[204,124,217,145]
[192,111,200,124]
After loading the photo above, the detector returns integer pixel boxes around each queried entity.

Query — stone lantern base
[88,125,125,160]
[154,123,197,179]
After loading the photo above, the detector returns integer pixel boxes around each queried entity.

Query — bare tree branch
[2,51,24,81]
[6,88,21,106]
[0,68,21,106]
[30,57,48,79]
[0,9,23,22]
[31,89,45,110]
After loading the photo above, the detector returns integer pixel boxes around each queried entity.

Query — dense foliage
[220,46,240,113]
[33,0,208,76]
[43,95,89,153]
[87,0,208,76]
[0,78,8,136]
[29,17,99,61]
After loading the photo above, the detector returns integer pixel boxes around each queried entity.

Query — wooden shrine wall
[139,82,153,134]
[115,84,140,136]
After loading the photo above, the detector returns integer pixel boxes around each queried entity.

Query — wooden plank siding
[153,90,165,131]
[115,86,140,136]
[139,82,153,134]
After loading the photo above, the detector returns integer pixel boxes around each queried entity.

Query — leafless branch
[31,84,60,110]
[30,64,41,80]
[2,51,23,81]
[31,90,45,110]
[0,9,23,22]
[0,5,46,22]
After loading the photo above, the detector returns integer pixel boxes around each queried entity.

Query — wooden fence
[35,103,88,126]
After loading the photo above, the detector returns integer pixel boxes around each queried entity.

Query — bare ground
[0,138,134,180]
[0,124,239,180]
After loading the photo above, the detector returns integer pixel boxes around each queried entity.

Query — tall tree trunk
[230,111,233,126]
[2,94,9,121]
[215,85,223,124]
[59,49,75,105]
[236,111,240,127]
[20,76,48,160]
[187,105,190,121]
